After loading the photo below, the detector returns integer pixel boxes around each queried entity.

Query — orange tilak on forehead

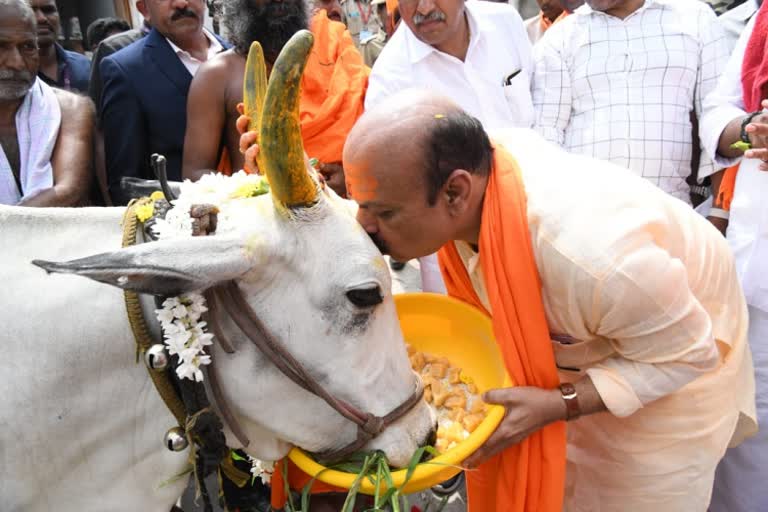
[345,162,380,202]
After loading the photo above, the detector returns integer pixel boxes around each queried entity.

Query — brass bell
[164,427,189,452]
[144,344,170,371]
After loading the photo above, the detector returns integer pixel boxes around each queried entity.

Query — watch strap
[740,111,762,144]
[560,382,582,421]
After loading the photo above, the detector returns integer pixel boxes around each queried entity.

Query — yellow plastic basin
[288,292,512,495]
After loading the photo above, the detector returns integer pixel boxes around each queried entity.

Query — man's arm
[182,58,228,182]
[531,27,572,146]
[100,56,147,202]
[19,91,95,207]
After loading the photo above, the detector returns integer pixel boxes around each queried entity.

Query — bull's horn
[243,42,268,174]
[259,30,317,208]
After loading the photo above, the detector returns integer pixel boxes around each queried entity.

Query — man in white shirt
[700,8,768,510]
[99,0,229,204]
[532,0,728,204]
[365,0,535,134]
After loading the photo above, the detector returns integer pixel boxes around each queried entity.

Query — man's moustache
[0,70,33,82]
[171,9,198,21]
[413,10,446,25]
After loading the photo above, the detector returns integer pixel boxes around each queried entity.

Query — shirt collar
[404,1,491,64]
[165,29,222,59]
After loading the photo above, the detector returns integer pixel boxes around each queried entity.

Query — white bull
[0,33,434,511]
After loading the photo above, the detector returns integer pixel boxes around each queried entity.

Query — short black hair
[423,110,493,205]
[86,17,130,51]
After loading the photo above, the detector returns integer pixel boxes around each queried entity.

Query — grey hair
[0,0,36,21]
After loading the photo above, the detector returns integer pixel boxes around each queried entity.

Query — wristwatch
[740,111,762,145]
[560,382,582,421]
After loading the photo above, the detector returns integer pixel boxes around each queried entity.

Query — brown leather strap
[208,280,424,462]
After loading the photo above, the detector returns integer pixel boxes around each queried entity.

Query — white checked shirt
[366,0,535,133]
[532,0,728,204]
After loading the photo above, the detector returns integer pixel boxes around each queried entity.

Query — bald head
[345,90,492,205]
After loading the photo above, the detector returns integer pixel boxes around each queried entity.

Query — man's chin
[0,83,33,101]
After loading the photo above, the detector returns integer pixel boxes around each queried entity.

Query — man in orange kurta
[182,2,368,198]
[338,91,754,511]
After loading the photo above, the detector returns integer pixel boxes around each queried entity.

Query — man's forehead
[0,12,36,36]
[29,0,55,8]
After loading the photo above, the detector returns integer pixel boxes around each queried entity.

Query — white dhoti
[710,305,768,512]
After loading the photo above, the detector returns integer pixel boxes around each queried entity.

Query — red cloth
[742,1,768,112]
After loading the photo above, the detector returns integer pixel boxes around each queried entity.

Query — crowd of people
[2,0,768,510]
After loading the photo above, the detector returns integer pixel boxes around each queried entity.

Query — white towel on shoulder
[0,78,62,205]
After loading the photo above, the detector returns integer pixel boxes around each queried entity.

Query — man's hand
[319,162,347,198]
[236,103,260,174]
[462,386,566,469]
[744,99,768,170]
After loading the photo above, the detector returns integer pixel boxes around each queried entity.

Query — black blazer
[99,28,229,202]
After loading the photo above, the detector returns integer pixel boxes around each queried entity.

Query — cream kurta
[459,129,756,511]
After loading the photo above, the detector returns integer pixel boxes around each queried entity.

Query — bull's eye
[346,286,383,308]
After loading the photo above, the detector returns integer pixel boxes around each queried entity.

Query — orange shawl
[219,11,368,175]
[438,144,566,512]
[300,10,369,165]
[539,9,569,35]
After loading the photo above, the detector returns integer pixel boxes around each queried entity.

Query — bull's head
[33,32,434,466]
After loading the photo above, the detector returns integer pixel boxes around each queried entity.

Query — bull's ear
[32,236,263,296]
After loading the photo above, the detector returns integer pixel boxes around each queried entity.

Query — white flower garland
[248,456,275,485]
[155,294,213,382]
[149,171,285,478]
[151,171,271,382]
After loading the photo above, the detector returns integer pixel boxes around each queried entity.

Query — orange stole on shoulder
[438,144,566,512]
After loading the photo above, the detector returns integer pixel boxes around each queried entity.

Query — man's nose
[34,9,47,24]
[171,0,190,9]
[415,0,436,16]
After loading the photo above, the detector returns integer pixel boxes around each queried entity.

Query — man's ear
[32,235,264,296]
[443,169,473,212]
[136,0,149,21]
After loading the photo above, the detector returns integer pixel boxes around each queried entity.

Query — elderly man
[346,93,755,512]
[0,0,93,206]
[29,0,90,93]
[182,0,368,197]
[100,0,229,204]
[532,0,729,205]
[366,0,534,134]
[240,90,757,511]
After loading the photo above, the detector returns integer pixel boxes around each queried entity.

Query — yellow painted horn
[243,42,268,174]
[258,30,317,208]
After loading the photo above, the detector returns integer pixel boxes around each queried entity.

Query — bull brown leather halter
[204,280,425,462]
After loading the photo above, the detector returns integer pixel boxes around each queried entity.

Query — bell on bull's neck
[144,344,170,371]
[164,427,189,452]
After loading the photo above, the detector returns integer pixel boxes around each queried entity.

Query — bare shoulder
[197,49,245,79]
[52,88,95,122]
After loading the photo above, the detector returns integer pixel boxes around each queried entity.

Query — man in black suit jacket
[99,0,229,203]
